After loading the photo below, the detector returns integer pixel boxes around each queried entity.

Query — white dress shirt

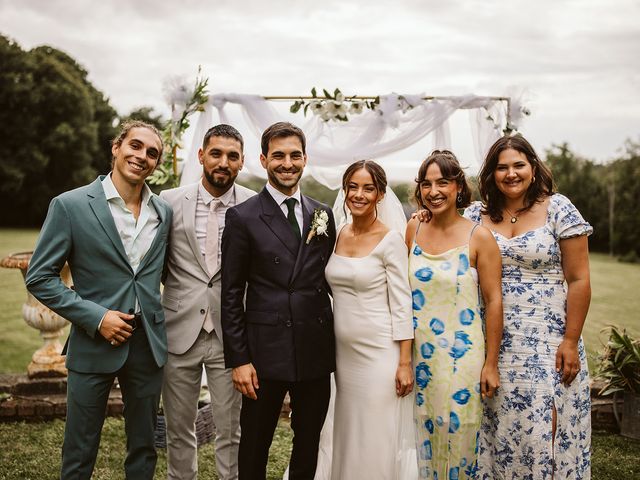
[265,182,303,237]
[102,173,159,312]
[195,182,236,266]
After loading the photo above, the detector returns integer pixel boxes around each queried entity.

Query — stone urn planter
[0,252,70,378]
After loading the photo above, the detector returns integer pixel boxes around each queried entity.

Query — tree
[544,143,609,253]
[608,139,640,258]
[0,36,117,226]
[119,106,166,132]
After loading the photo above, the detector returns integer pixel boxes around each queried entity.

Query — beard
[204,168,236,190]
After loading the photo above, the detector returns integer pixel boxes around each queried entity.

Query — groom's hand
[232,363,259,400]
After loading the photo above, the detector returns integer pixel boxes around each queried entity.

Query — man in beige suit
[160,124,256,480]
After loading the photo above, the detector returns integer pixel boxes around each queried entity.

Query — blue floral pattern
[464,194,592,479]
[410,234,484,479]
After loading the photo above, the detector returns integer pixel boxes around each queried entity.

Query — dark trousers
[238,375,331,480]
[61,329,163,480]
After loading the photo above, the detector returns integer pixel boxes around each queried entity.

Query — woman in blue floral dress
[465,134,592,479]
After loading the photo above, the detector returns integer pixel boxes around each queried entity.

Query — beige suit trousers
[162,329,241,480]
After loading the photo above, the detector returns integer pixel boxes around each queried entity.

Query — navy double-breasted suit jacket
[221,187,337,382]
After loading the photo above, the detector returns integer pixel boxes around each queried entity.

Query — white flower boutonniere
[306,208,330,244]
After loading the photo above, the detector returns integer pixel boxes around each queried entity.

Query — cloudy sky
[1,0,639,178]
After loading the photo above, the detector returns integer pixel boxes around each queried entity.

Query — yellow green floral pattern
[410,236,484,480]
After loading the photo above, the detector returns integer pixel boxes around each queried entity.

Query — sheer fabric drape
[180,93,515,188]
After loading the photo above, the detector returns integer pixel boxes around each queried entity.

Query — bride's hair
[341,160,387,219]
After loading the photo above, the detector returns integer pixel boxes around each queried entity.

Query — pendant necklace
[504,207,519,224]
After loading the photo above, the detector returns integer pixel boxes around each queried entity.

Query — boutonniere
[306,208,330,244]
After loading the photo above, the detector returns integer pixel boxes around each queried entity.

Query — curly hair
[413,150,471,221]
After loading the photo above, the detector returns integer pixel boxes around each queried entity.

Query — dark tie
[284,198,301,241]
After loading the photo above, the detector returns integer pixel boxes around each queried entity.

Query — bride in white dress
[322,160,417,480]
[284,161,417,480]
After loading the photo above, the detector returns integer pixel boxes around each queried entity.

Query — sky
[1,0,639,180]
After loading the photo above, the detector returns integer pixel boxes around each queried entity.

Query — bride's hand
[395,363,414,397]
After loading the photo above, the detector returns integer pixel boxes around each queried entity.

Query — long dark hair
[478,134,554,223]
[342,160,387,219]
[413,150,471,222]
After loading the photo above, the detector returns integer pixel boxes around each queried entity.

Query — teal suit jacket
[26,176,172,373]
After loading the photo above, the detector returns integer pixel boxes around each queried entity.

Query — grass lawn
[582,252,640,368]
[0,229,51,372]
[0,418,294,479]
[1,229,639,478]
[0,420,638,479]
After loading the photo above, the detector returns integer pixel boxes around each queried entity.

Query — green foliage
[618,250,640,264]
[596,326,640,396]
[545,143,609,252]
[544,139,640,258]
[149,70,209,189]
[147,163,179,194]
[0,35,117,226]
[390,182,411,205]
[236,176,339,206]
[300,177,339,205]
[120,106,167,132]
[289,87,379,122]
[607,139,640,258]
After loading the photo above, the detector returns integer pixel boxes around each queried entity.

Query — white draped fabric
[180,93,524,188]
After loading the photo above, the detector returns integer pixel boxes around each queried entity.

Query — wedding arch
[157,75,528,190]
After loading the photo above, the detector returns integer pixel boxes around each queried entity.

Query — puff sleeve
[550,193,593,240]
[463,201,484,224]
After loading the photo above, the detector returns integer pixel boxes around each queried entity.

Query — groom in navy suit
[221,122,336,480]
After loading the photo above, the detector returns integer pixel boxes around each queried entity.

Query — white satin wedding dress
[284,189,418,480]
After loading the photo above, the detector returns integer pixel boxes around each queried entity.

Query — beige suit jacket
[160,182,256,355]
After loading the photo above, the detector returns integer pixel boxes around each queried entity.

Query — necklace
[504,207,519,224]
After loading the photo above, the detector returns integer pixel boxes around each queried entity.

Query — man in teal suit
[26,120,172,479]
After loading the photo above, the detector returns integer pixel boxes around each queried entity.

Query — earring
[456,193,462,204]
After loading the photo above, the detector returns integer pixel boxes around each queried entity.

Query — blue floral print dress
[410,223,484,480]
[465,193,592,480]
